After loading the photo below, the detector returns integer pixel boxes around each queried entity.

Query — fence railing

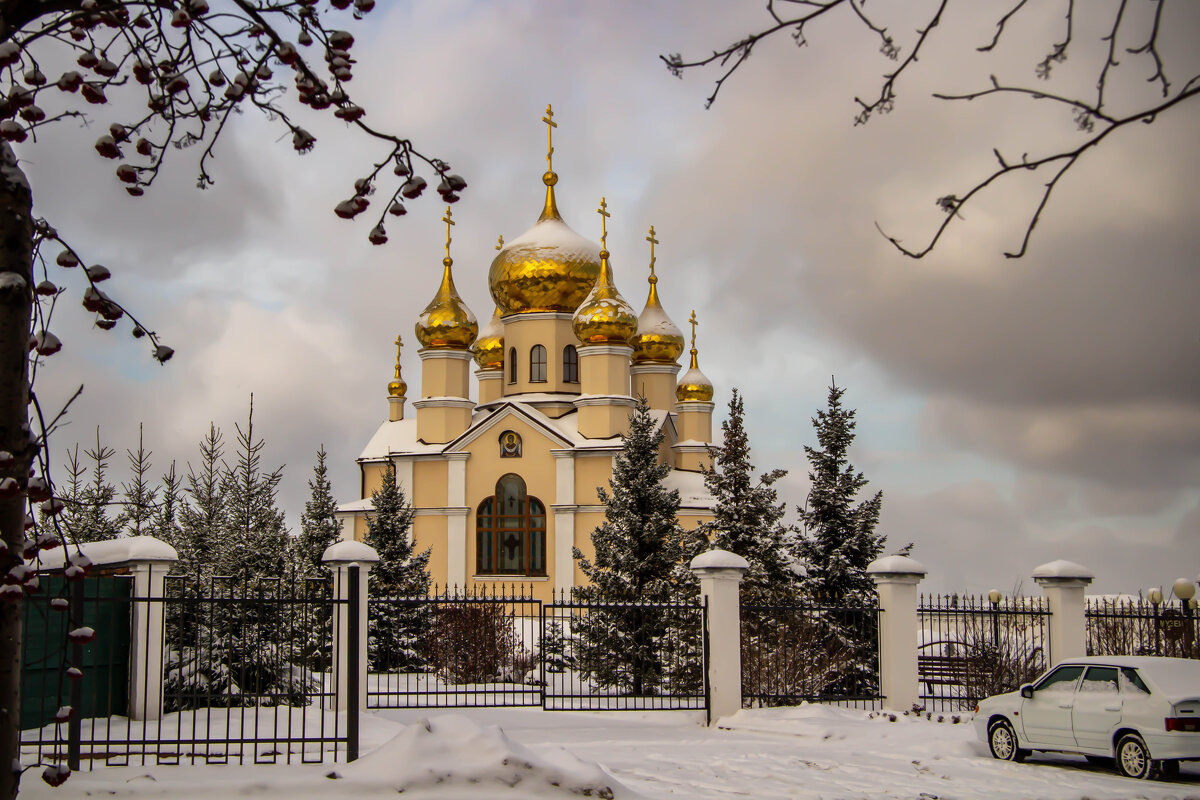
[1086,598,1199,659]
[917,593,1049,711]
[741,599,881,709]
[21,571,351,771]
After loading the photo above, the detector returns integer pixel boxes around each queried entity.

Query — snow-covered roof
[1032,559,1094,581]
[663,469,714,509]
[866,555,927,576]
[690,549,749,571]
[34,535,178,571]
[358,417,446,461]
[503,217,600,264]
[322,540,379,564]
[337,498,374,514]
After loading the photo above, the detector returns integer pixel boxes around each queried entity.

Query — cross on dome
[689,309,698,350]
[442,206,455,264]
[542,104,557,176]
[646,225,659,282]
[597,197,610,251]
[495,234,504,251]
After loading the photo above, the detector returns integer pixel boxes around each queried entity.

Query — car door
[1020,665,1084,748]
[1072,666,1122,752]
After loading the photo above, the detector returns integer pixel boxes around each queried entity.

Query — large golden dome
[572,247,638,345]
[415,257,478,350]
[472,307,504,370]
[488,178,602,315]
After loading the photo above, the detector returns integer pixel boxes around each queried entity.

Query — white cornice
[630,362,681,375]
[412,397,476,410]
[418,348,474,362]
[672,443,711,453]
[573,395,637,408]
[675,401,716,414]
[577,344,635,357]
[501,312,574,323]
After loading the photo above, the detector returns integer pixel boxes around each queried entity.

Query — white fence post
[127,541,177,721]
[1033,560,1093,666]
[867,555,926,713]
[323,541,377,715]
[690,549,748,725]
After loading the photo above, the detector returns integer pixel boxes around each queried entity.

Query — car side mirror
[1020,684,1034,699]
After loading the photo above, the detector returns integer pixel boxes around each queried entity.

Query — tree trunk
[0,139,36,799]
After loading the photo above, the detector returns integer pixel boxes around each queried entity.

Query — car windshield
[1036,665,1084,692]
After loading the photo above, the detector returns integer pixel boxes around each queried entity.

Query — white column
[867,555,926,713]
[553,452,576,595]
[446,509,468,587]
[323,541,379,713]
[1033,560,1094,666]
[392,457,414,499]
[128,546,177,721]
[690,549,748,725]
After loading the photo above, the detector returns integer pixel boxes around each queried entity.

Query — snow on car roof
[1059,656,1200,699]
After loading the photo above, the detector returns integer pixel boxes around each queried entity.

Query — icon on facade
[500,431,522,458]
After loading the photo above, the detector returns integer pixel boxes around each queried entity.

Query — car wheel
[988,719,1026,763]
[1115,733,1152,779]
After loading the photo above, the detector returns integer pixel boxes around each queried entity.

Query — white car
[974,655,1200,780]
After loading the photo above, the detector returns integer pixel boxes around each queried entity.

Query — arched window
[530,345,547,383]
[476,474,545,576]
[562,345,579,383]
[508,347,517,384]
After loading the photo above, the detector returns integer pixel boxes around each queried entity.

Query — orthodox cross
[597,197,610,250]
[495,234,504,251]
[689,310,698,349]
[646,225,659,279]
[393,335,403,377]
[542,104,557,173]
[442,206,454,261]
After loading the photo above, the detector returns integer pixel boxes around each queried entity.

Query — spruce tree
[792,380,885,603]
[55,445,88,545]
[217,396,288,580]
[700,389,795,605]
[152,461,185,550]
[178,424,226,577]
[121,424,157,538]
[363,462,430,672]
[573,397,705,694]
[295,446,342,579]
[72,428,121,543]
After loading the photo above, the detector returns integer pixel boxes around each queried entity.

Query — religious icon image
[500,430,522,458]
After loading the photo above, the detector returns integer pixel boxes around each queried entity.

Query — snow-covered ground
[22,704,1200,799]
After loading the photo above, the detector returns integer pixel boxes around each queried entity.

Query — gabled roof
[444,401,578,452]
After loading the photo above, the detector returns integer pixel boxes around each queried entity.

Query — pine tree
[178,424,226,577]
[700,389,796,605]
[364,462,431,672]
[294,445,342,579]
[573,397,705,694]
[152,461,185,550]
[55,444,88,545]
[217,396,288,580]
[72,428,121,543]
[792,380,885,603]
[121,424,157,538]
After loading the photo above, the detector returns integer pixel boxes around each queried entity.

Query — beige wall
[413,459,449,509]
[413,515,448,587]
[501,314,582,396]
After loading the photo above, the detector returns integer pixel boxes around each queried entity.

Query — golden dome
[676,310,714,402]
[572,248,638,345]
[416,207,478,350]
[472,307,505,370]
[387,335,407,396]
[631,227,684,364]
[488,179,601,315]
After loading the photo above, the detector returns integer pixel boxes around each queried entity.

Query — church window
[508,348,517,383]
[476,474,545,576]
[530,345,547,383]
[499,430,522,458]
[563,345,579,383]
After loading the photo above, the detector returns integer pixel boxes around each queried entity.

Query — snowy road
[22,704,1200,799]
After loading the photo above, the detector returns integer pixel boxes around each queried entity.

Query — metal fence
[1086,598,1199,659]
[21,570,353,771]
[741,599,881,709]
[367,584,542,709]
[917,593,1049,711]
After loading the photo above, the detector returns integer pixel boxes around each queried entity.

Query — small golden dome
[631,227,684,364]
[676,310,714,402]
[572,249,638,345]
[415,257,478,350]
[387,335,407,396]
[472,307,505,370]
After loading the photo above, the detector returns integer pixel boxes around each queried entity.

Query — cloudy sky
[20,0,1200,594]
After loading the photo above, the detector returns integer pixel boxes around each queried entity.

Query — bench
[917,654,973,693]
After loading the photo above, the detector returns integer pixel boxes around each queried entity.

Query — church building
[337,108,719,601]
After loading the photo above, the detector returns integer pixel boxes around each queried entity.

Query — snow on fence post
[323,541,377,718]
[867,555,926,713]
[1032,560,1093,667]
[690,549,748,725]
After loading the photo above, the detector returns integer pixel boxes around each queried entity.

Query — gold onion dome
[631,226,684,364]
[415,207,478,350]
[387,335,408,396]
[488,105,602,315]
[676,310,714,402]
[572,198,638,345]
[472,307,505,370]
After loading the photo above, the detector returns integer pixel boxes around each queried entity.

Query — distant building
[337,110,717,601]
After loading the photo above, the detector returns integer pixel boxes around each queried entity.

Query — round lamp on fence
[987,589,1002,604]
[1173,578,1197,601]
[1148,587,1164,605]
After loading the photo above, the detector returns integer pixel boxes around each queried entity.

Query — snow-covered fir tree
[700,389,795,605]
[121,424,157,538]
[294,446,342,579]
[177,424,226,576]
[573,397,706,694]
[70,428,122,543]
[364,462,431,672]
[152,461,184,549]
[217,397,288,580]
[792,380,885,604]
[55,444,88,545]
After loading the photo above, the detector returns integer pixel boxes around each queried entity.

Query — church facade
[336,110,718,601]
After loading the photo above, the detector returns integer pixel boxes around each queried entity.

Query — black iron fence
[917,593,1049,711]
[741,598,881,709]
[1086,598,1199,659]
[21,569,354,771]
